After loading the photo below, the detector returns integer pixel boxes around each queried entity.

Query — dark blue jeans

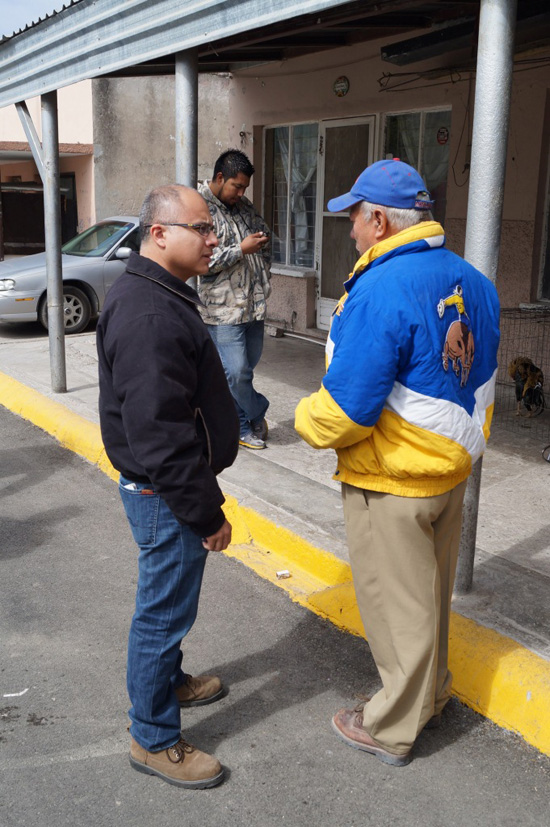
[207,320,269,437]
[119,475,208,752]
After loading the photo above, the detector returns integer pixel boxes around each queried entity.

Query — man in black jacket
[97,185,240,789]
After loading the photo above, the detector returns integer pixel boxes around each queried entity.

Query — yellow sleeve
[294,385,372,450]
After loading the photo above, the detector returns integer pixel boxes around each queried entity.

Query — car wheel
[39,286,92,335]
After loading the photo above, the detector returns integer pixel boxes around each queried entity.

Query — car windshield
[62,221,134,257]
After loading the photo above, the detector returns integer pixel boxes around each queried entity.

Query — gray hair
[139,184,191,243]
[360,200,433,232]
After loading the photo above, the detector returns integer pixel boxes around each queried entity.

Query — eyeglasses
[144,222,216,237]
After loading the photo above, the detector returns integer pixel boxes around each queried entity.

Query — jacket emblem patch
[333,294,347,317]
[437,285,475,387]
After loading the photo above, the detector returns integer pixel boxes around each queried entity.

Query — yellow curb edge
[2,369,549,756]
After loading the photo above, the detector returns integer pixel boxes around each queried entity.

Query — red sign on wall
[437,127,449,145]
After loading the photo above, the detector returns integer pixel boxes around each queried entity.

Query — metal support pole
[175,49,198,187]
[0,181,4,261]
[15,101,46,182]
[455,0,517,594]
[41,91,67,393]
[175,48,199,289]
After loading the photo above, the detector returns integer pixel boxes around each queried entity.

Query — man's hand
[202,519,232,551]
[241,232,270,255]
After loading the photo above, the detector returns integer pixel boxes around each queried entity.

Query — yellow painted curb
[0,373,117,482]
[1,369,549,756]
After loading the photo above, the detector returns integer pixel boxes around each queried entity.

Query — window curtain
[275,125,317,265]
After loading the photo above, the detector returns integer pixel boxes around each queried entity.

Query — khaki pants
[342,479,467,754]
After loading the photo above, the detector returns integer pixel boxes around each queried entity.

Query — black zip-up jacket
[97,252,240,538]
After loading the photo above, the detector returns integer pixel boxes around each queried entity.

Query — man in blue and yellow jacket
[295,160,500,767]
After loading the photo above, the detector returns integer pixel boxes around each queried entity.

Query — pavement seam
[1,369,549,756]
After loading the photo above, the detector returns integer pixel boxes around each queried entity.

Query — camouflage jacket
[197,181,272,325]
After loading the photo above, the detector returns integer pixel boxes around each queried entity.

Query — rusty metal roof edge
[0,0,354,108]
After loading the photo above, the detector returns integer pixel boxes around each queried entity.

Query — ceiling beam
[381,18,477,64]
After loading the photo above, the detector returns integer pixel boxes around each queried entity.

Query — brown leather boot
[129,736,224,789]
[176,674,224,707]
[331,707,412,767]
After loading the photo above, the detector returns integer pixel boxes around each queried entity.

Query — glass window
[62,221,135,257]
[264,123,318,268]
[121,228,140,252]
[384,109,452,224]
[385,113,420,168]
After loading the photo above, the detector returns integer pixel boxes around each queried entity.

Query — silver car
[0,216,139,334]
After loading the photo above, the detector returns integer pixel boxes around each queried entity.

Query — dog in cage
[507,356,545,416]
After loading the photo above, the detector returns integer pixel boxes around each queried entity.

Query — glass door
[315,117,375,329]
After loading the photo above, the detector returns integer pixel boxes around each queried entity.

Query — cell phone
[260,232,270,238]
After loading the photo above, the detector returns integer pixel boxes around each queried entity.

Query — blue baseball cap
[327,158,434,212]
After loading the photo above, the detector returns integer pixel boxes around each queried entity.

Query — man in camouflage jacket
[198,149,272,450]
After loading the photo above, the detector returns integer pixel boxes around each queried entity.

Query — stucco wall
[0,81,93,144]
[0,161,38,181]
[92,74,237,218]
[92,77,174,218]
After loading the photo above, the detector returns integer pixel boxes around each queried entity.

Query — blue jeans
[119,475,208,752]
[207,320,269,437]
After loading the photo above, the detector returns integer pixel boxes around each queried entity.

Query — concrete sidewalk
[1,321,549,756]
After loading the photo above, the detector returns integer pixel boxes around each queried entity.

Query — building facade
[0,80,94,256]
[232,38,550,333]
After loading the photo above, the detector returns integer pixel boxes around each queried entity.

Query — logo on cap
[414,191,433,210]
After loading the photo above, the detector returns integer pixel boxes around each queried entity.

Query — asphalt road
[1,405,550,827]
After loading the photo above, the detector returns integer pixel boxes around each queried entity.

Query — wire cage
[494,307,550,442]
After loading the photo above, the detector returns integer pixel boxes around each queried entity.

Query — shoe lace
[184,675,199,695]
[167,737,195,763]
[353,696,370,724]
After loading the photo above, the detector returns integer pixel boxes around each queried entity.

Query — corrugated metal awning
[0,0,547,109]
[0,0,354,107]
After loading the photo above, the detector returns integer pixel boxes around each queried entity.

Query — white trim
[380,105,453,177]
[325,331,335,363]
[271,265,316,279]
[385,372,497,462]
[262,119,319,130]
[384,105,453,116]
[425,234,445,248]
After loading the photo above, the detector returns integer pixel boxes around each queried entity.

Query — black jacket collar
[125,252,203,307]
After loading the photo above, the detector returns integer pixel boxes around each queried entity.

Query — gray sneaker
[251,418,269,441]
[239,430,266,450]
